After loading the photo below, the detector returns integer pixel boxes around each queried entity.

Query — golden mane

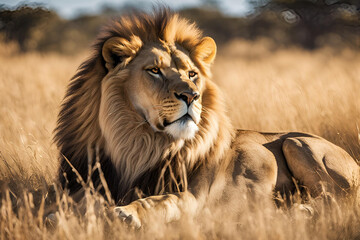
[55,9,233,204]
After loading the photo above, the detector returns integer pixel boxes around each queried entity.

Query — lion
[55,9,359,228]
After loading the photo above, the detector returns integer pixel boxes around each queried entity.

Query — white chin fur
[165,120,198,140]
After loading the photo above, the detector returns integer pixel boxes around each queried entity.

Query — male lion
[55,9,359,227]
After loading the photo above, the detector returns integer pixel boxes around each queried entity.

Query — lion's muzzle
[174,91,200,106]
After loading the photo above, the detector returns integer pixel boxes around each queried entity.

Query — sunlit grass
[0,39,359,239]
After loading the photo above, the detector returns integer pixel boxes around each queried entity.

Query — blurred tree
[257,0,359,7]
[253,0,360,48]
[0,5,107,54]
[0,6,59,51]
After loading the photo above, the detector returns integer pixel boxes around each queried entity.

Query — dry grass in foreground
[0,40,359,239]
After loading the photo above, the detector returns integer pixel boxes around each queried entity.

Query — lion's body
[55,9,359,227]
[229,131,358,196]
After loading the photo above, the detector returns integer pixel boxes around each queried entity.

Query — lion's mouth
[163,114,194,127]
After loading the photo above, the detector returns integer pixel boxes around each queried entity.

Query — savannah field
[0,39,359,239]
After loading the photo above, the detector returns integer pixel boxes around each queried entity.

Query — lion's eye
[188,71,197,79]
[147,67,160,74]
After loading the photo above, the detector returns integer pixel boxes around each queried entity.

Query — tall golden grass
[0,39,359,239]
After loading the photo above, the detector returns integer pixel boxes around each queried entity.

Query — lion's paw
[114,205,142,228]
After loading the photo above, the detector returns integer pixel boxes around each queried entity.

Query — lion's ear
[102,36,142,71]
[192,37,217,65]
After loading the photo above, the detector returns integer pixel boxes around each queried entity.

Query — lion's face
[101,36,216,141]
[124,43,204,140]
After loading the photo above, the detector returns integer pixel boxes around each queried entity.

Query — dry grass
[0,39,359,239]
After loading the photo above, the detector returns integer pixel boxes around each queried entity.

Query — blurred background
[0,0,359,53]
[0,2,360,238]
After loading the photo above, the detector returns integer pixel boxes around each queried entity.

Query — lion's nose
[174,91,200,106]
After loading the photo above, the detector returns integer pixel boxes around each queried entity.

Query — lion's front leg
[114,191,197,228]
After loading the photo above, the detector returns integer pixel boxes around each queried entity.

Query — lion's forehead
[149,47,171,67]
[171,50,193,71]
[145,45,194,71]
